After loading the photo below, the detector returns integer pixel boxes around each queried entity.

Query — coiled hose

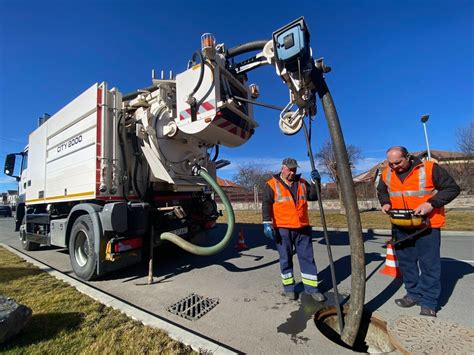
[160,167,235,256]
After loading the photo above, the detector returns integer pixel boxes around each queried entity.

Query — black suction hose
[225,40,268,59]
[312,66,366,347]
[189,51,205,100]
[302,121,344,334]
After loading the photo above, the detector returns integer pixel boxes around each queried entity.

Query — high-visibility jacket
[382,160,445,228]
[266,177,309,228]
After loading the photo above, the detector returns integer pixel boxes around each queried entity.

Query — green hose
[160,167,235,256]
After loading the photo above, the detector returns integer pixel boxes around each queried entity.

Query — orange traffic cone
[235,226,249,251]
[379,242,402,278]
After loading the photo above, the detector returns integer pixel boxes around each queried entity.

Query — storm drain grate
[167,293,219,321]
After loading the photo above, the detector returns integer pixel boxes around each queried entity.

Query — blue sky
[1,0,472,192]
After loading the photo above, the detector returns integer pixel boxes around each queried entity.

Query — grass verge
[0,247,195,354]
[220,210,474,231]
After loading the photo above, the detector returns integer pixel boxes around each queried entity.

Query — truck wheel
[19,218,39,251]
[69,215,97,280]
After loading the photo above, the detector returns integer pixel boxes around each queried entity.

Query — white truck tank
[25,83,126,205]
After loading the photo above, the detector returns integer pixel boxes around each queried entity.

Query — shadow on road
[317,252,385,294]
[439,257,474,309]
[102,223,279,283]
[315,229,384,246]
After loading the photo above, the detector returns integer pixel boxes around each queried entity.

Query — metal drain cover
[167,293,219,321]
[387,315,474,354]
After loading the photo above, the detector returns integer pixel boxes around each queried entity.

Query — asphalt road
[1,216,473,354]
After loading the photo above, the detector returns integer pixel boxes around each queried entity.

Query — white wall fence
[218,194,474,211]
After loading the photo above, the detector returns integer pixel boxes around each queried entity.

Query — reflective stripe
[298,183,307,202]
[275,183,292,202]
[386,169,392,189]
[281,272,293,279]
[385,259,398,267]
[274,179,307,203]
[282,277,295,286]
[389,189,435,197]
[386,165,434,197]
[301,272,318,281]
[302,278,318,287]
[419,165,426,190]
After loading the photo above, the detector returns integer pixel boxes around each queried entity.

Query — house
[7,190,18,206]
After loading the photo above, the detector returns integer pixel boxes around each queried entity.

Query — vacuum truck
[4,18,340,281]
[4,18,368,345]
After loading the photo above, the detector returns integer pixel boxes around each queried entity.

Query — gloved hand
[311,169,321,183]
[263,222,275,240]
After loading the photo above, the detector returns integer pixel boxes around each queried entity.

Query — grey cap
[282,157,299,169]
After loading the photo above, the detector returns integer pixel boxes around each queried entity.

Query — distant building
[6,190,18,206]
[216,177,241,188]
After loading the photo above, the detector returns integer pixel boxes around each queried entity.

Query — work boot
[283,291,298,300]
[310,292,326,302]
[420,307,437,317]
[394,296,418,308]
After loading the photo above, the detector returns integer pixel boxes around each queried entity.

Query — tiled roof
[216,177,241,188]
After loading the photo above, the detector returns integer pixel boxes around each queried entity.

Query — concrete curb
[1,243,238,355]
[311,227,473,237]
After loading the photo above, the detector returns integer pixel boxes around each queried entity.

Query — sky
[0,0,472,192]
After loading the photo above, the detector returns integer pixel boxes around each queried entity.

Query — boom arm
[121,18,365,346]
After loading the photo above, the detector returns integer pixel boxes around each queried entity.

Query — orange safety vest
[382,160,445,228]
[266,177,309,228]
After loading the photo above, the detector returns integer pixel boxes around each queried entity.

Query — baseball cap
[282,157,299,169]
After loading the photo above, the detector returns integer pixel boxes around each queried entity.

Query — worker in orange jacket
[377,146,460,317]
[262,158,325,302]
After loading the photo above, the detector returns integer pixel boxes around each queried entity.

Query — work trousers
[394,228,441,310]
[275,227,319,294]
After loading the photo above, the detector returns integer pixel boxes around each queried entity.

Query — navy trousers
[394,228,441,310]
[275,227,320,294]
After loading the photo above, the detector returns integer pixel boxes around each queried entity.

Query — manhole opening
[314,306,396,353]
[167,293,219,321]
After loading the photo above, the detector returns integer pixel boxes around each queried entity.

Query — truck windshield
[21,150,28,171]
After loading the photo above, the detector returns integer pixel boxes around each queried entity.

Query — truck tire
[69,215,97,280]
[19,218,40,251]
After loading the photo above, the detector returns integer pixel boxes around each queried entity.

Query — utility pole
[421,114,431,160]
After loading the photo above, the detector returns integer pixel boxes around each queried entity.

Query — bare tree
[232,164,274,192]
[315,140,362,213]
[456,121,474,156]
[451,121,474,193]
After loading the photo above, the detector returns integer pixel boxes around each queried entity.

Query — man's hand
[414,202,434,216]
[263,222,275,240]
[381,204,391,214]
[311,169,321,184]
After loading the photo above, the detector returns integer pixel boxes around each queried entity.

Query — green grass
[220,210,474,231]
[0,247,195,355]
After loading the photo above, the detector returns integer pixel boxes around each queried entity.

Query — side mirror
[4,154,20,180]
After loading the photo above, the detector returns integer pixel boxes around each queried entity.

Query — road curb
[1,243,239,355]
[311,227,473,237]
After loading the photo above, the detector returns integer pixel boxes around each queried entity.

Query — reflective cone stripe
[380,243,402,278]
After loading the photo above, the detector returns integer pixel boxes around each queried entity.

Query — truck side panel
[25,84,105,204]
